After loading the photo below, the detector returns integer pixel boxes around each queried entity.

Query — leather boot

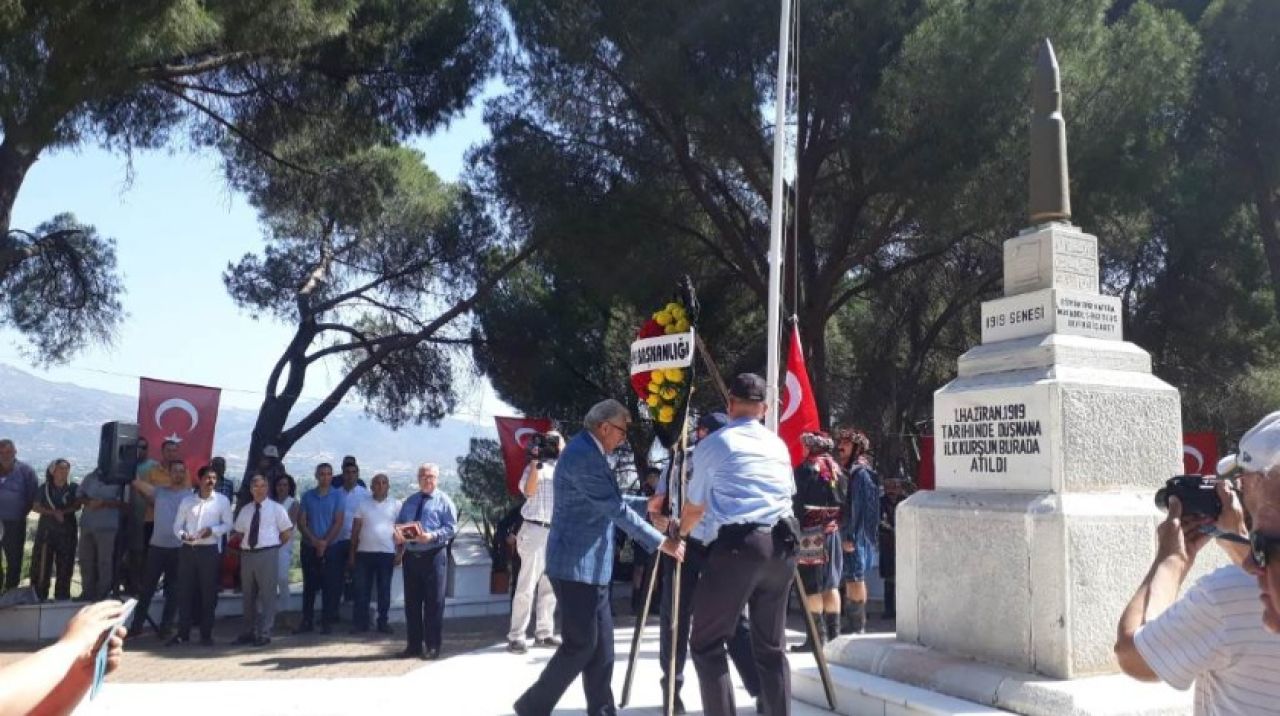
[840,597,855,635]
[851,600,867,634]
[823,612,840,642]
[789,612,823,652]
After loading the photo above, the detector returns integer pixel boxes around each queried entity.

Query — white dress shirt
[174,492,234,550]
[232,498,295,549]
[354,497,401,554]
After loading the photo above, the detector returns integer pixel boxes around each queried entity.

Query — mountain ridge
[0,363,496,489]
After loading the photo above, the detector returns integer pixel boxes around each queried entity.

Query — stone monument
[816,39,1210,715]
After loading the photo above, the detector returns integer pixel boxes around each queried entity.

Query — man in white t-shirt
[1115,412,1280,715]
[506,432,563,654]
[338,457,371,613]
[350,473,401,633]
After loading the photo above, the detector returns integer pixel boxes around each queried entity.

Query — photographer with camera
[506,430,564,655]
[1114,412,1280,714]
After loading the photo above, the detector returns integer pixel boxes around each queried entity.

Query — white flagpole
[765,0,792,432]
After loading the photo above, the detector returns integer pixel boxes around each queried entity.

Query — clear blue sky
[0,81,514,420]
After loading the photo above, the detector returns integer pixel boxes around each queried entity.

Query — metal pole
[793,568,838,710]
[619,542,664,708]
[665,427,690,716]
[765,0,793,432]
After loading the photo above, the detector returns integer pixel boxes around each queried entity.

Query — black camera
[527,432,561,463]
[1154,474,1222,519]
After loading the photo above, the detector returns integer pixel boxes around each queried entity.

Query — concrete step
[792,661,1011,716]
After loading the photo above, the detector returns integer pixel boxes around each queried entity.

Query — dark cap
[696,412,729,434]
[729,373,767,402]
[341,455,358,468]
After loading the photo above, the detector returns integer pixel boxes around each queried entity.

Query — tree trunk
[1255,187,1280,320]
[0,136,40,263]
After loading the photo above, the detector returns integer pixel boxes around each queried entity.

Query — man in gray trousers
[232,475,294,646]
[77,468,125,600]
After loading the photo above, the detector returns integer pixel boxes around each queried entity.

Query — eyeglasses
[604,421,630,435]
[1250,531,1280,570]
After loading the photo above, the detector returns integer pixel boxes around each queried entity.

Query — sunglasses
[1251,531,1280,570]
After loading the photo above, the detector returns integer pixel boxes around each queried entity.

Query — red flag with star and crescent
[779,325,821,467]
[138,378,222,483]
[495,416,554,496]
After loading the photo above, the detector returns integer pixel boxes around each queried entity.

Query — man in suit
[514,399,685,716]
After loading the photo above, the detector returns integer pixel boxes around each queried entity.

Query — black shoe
[253,637,271,647]
[233,633,255,645]
[790,636,816,653]
[319,623,332,635]
[399,648,424,659]
[292,622,314,635]
[507,640,528,654]
[199,636,215,647]
[533,636,561,648]
[165,635,189,646]
[376,623,393,635]
[425,648,440,660]
[672,695,687,714]
[350,625,369,634]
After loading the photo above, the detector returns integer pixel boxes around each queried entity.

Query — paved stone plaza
[0,609,881,713]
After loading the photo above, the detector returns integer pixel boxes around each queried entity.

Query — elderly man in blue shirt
[680,374,798,716]
[394,463,456,660]
[0,439,38,592]
[515,399,685,716]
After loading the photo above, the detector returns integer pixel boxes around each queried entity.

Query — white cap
[263,445,280,458]
[1217,411,1280,476]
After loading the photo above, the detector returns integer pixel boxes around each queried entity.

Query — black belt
[524,519,551,528]
[241,545,280,553]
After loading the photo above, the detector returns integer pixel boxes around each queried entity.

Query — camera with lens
[1154,474,1223,519]
[527,432,561,465]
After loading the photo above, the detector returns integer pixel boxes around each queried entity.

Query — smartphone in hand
[91,598,137,699]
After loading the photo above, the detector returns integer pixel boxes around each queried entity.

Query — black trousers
[131,545,180,635]
[660,540,760,700]
[300,540,346,626]
[0,518,27,590]
[403,548,447,652]
[30,519,78,600]
[354,551,395,628]
[515,578,615,716]
[177,544,220,639]
[690,526,797,716]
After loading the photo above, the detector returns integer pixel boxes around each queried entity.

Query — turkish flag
[778,325,821,467]
[1183,432,1219,476]
[917,435,936,490]
[138,378,222,484]
[495,416,554,495]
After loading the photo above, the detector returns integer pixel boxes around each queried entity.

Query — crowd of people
[501,374,916,716]
[0,437,460,661]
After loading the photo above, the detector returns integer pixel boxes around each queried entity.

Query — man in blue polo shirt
[395,463,456,660]
[296,463,345,634]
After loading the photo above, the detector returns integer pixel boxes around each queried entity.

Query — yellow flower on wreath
[646,394,660,408]
[657,405,676,423]
[660,386,678,401]
[663,368,683,383]
[654,310,673,326]
[647,381,661,394]
[650,369,666,385]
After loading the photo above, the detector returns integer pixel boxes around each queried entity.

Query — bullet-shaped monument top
[1029,38,1071,224]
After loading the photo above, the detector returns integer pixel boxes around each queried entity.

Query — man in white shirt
[349,473,400,633]
[171,465,233,646]
[232,475,294,646]
[1115,411,1280,715]
[337,456,370,615]
[507,432,563,654]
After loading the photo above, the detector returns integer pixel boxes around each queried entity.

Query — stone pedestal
[817,224,1215,715]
